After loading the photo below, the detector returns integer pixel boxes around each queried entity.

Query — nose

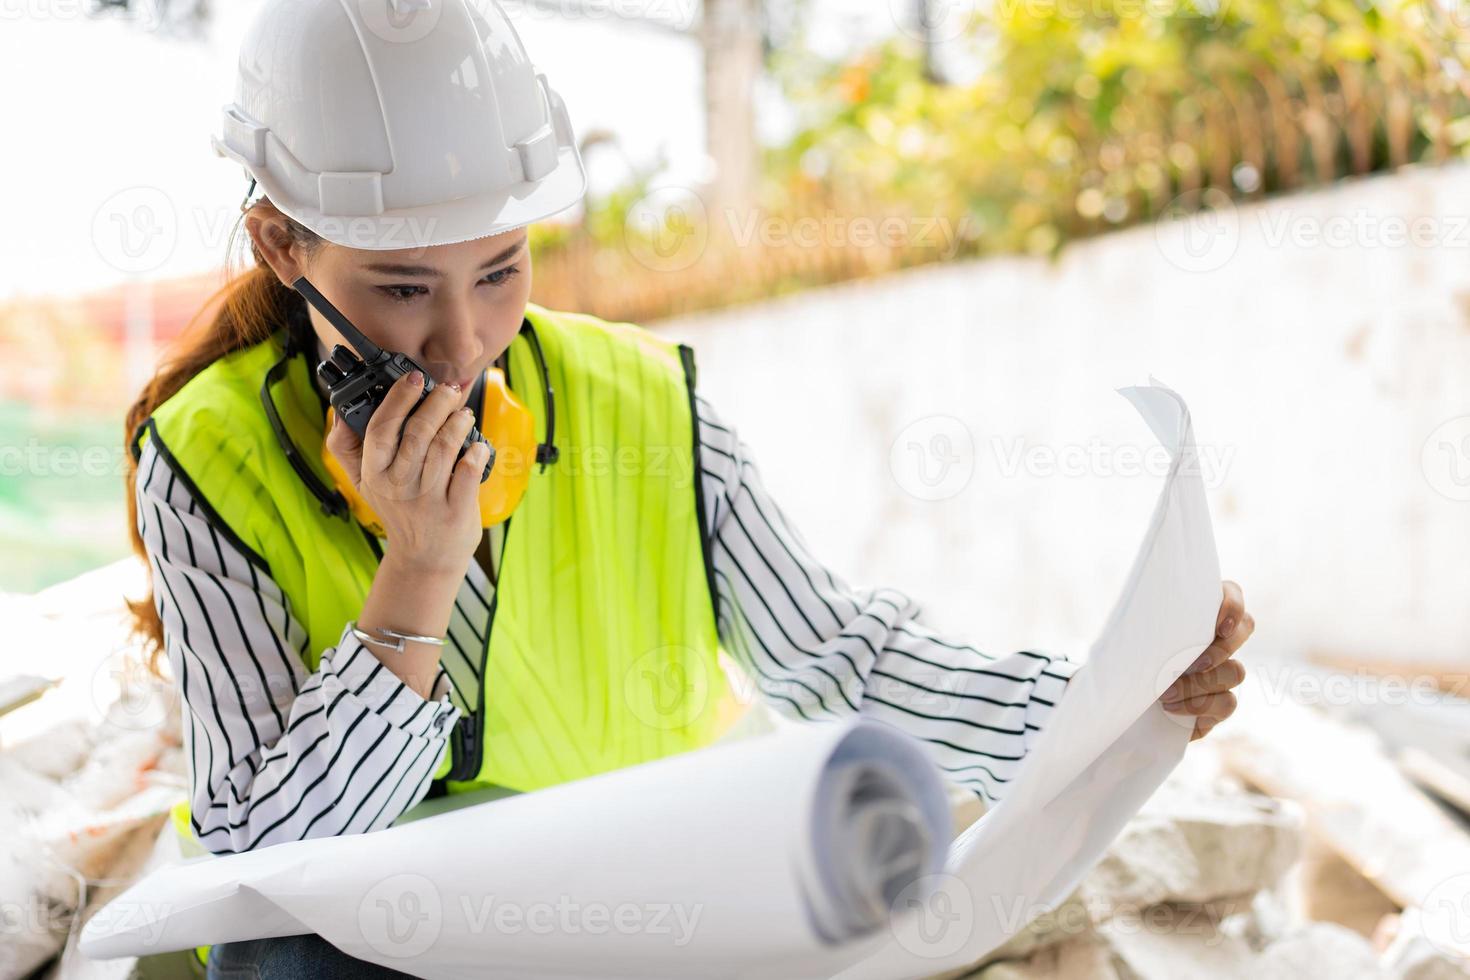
[421,298,484,381]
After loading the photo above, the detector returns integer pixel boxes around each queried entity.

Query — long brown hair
[123,196,324,677]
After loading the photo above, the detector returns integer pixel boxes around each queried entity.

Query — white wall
[656,165,1470,668]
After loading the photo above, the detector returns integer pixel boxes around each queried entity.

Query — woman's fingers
[1162,688,1237,720]
[1161,657,1246,705]
[386,380,464,492]
[1191,716,1221,741]
[1185,605,1256,678]
[449,439,493,509]
[420,406,478,495]
[1216,580,1245,638]
[362,369,429,477]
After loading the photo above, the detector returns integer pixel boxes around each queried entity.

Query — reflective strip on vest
[137,302,738,858]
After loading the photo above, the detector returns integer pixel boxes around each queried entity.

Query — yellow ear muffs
[321,367,538,537]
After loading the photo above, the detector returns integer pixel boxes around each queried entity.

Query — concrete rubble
[928,683,1470,980]
[3,559,1469,980]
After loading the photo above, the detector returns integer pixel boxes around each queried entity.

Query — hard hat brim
[219,131,588,252]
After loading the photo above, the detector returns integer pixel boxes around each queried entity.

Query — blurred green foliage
[755,0,1470,256]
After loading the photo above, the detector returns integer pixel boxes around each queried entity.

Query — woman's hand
[324,368,490,578]
[1160,580,1253,741]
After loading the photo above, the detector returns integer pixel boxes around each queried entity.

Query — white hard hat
[213,0,588,250]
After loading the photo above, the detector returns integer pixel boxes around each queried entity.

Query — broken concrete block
[1381,908,1470,980]
[968,939,1122,979]
[939,777,1306,976]
[1256,922,1388,978]
[1287,834,1398,939]
[1098,911,1385,980]
[1081,789,1303,911]
[2,716,95,782]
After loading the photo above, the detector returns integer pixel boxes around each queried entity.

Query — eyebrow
[361,234,527,278]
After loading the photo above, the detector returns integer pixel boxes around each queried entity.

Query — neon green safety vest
[132,301,741,963]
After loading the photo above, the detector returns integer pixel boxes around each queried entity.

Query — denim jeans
[205,934,422,979]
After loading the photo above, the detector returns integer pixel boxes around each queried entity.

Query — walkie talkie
[291,275,495,482]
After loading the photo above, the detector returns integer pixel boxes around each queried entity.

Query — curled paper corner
[1113,376,1195,460]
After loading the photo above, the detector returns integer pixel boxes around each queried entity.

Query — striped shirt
[136,391,1078,855]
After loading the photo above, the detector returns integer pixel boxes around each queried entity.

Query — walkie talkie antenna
[291,276,383,362]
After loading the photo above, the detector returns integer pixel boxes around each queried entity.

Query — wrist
[378,549,470,586]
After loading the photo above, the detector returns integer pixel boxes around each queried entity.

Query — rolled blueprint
[80,716,951,978]
[788,379,1223,980]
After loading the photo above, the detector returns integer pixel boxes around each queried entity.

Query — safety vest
[133,300,741,860]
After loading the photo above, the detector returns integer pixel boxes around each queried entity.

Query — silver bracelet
[348,619,446,655]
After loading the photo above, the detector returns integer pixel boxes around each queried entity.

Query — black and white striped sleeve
[134,438,462,855]
[695,394,1080,807]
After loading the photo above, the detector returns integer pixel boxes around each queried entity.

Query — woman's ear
[244,207,307,285]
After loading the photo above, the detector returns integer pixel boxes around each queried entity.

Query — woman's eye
[483,265,521,288]
[381,285,427,302]
[378,266,519,303]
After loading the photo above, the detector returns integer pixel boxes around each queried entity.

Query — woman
[122,1,1253,976]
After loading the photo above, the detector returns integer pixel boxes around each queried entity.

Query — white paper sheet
[775,380,1223,980]
[81,380,1220,980]
[79,714,953,977]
